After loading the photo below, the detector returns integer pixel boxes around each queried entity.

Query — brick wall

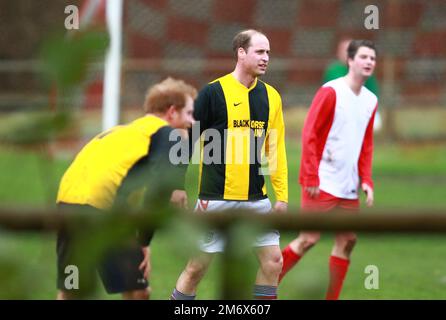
[0,0,445,109]
[123,0,446,107]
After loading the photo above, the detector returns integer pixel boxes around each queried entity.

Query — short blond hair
[143,77,197,113]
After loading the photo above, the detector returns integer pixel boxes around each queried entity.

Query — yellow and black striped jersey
[57,115,185,210]
[191,73,288,202]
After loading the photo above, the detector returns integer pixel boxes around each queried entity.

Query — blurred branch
[39,30,108,92]
[1,207,446,233]
[0,111,72,146]
[1,206,445,299]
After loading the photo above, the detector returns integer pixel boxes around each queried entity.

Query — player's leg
[56,204,101,299]
[280,189,337,281]
[171,252,214,299]
[56,290,75,300]
[56,229,96,299]
[122,288,150,300]
[279,231,321,282]
[331,231,357,259]
[98,243,150,300]
[171,199,233,299]
[255,245,283,285]
[246,199,282,299]
[326,197,359,299]
[325,231,357,300]
[286,231,322,256]
[254,245,282,299]
[330,196,359,259]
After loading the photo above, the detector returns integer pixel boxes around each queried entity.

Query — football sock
[326,255,350,300]
[253,285,277,300]
[279,245,302,282]
[170,288,196,300]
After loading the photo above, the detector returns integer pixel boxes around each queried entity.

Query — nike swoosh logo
[233,102,242,106]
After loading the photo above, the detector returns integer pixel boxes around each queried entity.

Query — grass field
[0,139,446,299]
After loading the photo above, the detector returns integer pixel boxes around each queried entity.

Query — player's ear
[165,105,177,121]
[166,105,176,116]
[238,47,246,60]
[347,57,353,68]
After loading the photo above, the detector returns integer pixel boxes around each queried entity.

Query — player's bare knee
[298,233,320,252]
[122,289,149,300]
[261,254,283,276]
[264,260,282,277]
[336,233,357,254]
[56,290,71,300]
[345,236,357,253]
[184,261,208,282]
[137,289,150,300]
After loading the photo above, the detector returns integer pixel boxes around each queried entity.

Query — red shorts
[301,189,359,212]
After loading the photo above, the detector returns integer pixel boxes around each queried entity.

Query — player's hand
[139,246,151,280]
[170,190,188,209]
[273,201,288,213]
[361,183,374,207]
[305,186,320,198]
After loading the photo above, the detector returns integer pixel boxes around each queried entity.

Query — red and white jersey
[299,77,378,199]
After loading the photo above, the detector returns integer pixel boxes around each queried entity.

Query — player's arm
[138,245,151,280]
[117,126,188,246]
[266,93,288,209]
[359,104,377,207]
[299,86,337,194]
[144,126,190,244]
[145,126,189,205]
[172,85,213,210]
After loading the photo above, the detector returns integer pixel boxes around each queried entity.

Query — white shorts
[195,198,280,253]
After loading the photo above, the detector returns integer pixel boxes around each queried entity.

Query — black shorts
[56,203,148,295]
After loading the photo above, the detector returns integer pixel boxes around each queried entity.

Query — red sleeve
[299,86,336,187]
[358,104,377,189]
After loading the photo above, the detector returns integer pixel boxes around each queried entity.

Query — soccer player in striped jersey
[56,78,196,299]
[280,40,378,300]
[171,29,288,300]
